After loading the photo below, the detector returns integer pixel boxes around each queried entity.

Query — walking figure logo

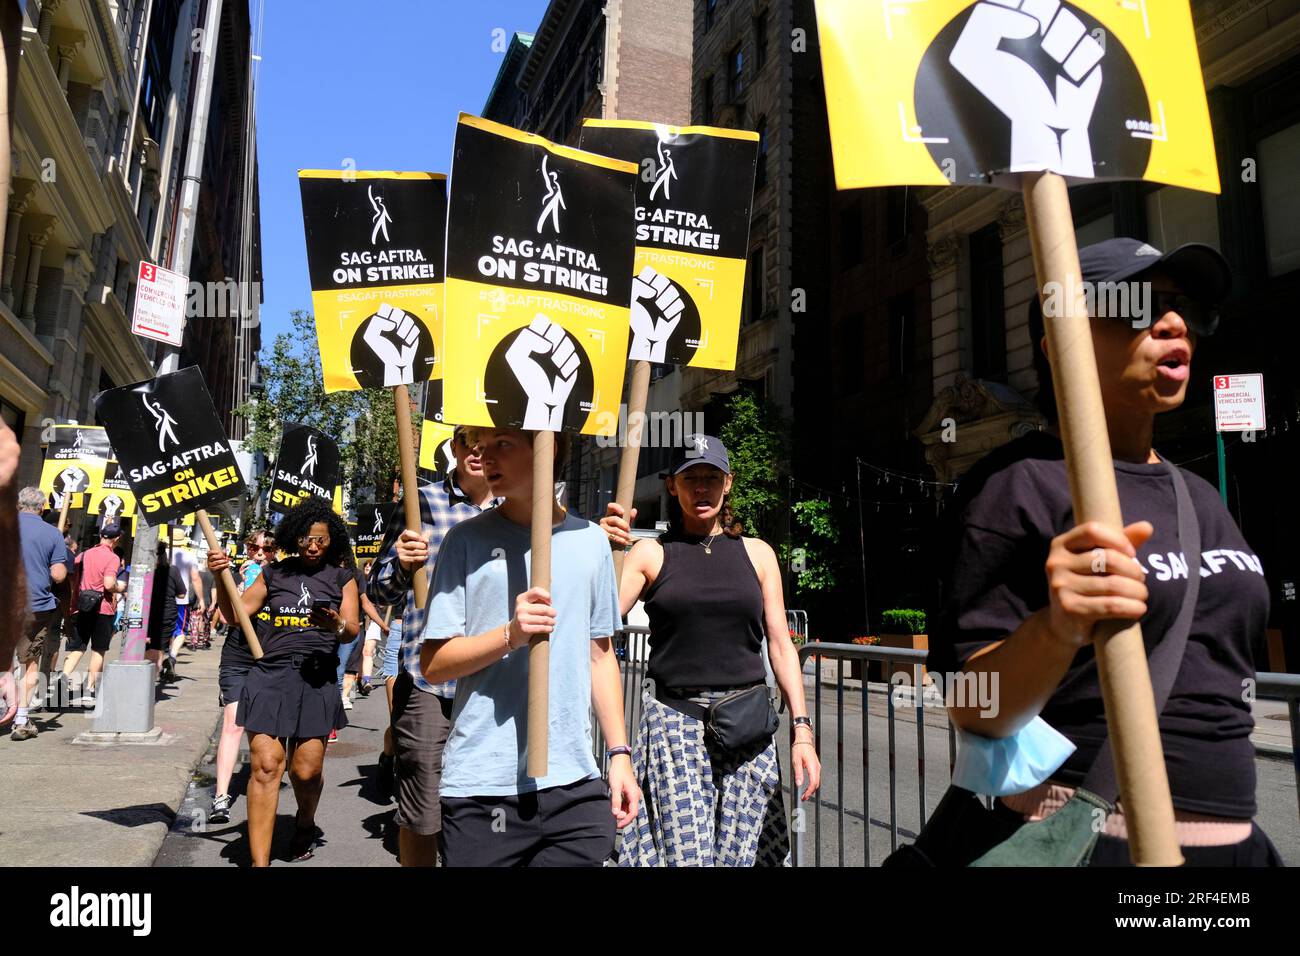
[72,430,84,450]
[536,154,566,235]
[298,582,312,607]
[302,435,318,477]
[369,184,392,244]
[650,138,678,202]
[372,509,384,534]
[142,394,180,452]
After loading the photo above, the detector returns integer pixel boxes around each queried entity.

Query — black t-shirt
[255,558,354,662]
[143,564,184,641]
[927,433,1267,818]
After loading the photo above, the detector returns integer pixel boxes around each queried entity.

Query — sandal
[288,821,320,862]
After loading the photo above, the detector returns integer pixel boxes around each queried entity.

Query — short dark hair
[273,498,353,569]
[1027,296,1057,424]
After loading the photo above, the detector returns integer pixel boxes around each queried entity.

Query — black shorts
[345,634,365,674]
[440,776,615,867]
[391,672,453,835]
[69,612,114,654]
[218,633,256,708]
[1089,822,1284,867]
[237,653,347,740]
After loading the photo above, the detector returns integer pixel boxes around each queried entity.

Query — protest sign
[419,419,457,477]
[88,460,137,533]
[816,0,1217,192]
[352,501,400,563]
[580,121,758,370]
[298,170,447,397]
[40,424,111,514]
[443,114,637,436]
[93,366,247,527]
[268,423,341,515]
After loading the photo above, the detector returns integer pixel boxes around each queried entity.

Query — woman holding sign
[601,435,820,867]
[923,240,1282,866]
[209,499,359,865]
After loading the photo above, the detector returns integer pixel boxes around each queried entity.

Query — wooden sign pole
[527,429,555,779]
[392,384,428,610]
[56,492,72,534]
[1021,171,1181,866]
[196,509,263,659]
[611,359,651,582]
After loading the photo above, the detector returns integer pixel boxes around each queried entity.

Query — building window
[1145,186,1220,253]
[705,0,718,31]
[969,224,1006,382]
[754,11,768,67]
[840,202,862,270]
[1260,121,1300,276]
[747,246,765,323]
[889,293,915,382]
[700,74,713,124]
[754,116,767,189]
[835,313,865,395]
[727,44,744,102]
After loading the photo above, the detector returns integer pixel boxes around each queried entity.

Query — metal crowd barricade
[1255,672,1300,823]
[593,625,652,772]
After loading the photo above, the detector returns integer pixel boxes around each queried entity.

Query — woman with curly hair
[209,499,359,865]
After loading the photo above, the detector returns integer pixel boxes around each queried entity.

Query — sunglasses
[297,535,330,547]
[1151,291,1219,336]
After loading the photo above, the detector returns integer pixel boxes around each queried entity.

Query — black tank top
[257,558,351,662]
[643,531,768,689]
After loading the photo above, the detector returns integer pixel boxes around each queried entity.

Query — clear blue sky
[255,0,549,345]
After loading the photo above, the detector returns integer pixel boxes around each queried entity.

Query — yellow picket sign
[816,0,1218,193]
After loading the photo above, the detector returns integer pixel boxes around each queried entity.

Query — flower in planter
[850,635,880,646]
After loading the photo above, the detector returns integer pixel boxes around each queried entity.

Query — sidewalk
[0,634,224,866]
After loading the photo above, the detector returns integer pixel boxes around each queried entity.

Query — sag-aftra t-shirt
[928,433,1268,818]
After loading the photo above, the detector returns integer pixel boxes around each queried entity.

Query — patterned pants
[619,694,790,867]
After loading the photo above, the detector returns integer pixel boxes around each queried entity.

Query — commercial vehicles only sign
[1213,373,1265,432]
[131,261,186,347]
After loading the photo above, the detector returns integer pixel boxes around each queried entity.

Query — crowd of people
[0,237,1284,867]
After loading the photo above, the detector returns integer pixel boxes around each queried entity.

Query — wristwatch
[792,716,813,732]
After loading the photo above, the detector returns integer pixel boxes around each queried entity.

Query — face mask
[950,716,1076,797]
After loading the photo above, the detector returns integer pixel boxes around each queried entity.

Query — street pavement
[0,634,224,866]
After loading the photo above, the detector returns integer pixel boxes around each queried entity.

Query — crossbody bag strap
[1080,460,1201,803]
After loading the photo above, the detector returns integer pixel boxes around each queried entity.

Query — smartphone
[311,600,334,615]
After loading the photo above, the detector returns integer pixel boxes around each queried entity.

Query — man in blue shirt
[13,487,70,739]
[420,427,639,866]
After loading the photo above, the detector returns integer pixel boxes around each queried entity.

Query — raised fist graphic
[950,0,1104,178]
[100,494,125,519]
[58,466,88,493]
[505,315,581,431]
[362,303,421,387]
[629,266,685,364]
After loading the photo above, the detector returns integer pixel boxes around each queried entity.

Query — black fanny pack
[656,683,779,753]
[78,589,104,614]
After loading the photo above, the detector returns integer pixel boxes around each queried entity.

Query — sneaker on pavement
[209,793,233,824]
[327,729,338,743]
[10,721,37,741]
[342,697,353,711]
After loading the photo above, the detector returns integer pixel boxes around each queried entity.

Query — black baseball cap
[100,518,122,538]
[1031,237,1231,338]
[667,434,730,477]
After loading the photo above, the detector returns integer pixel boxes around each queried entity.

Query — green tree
[237,310,419,511]
[718,390,785,538]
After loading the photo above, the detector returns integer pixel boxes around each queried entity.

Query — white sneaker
[342,697,353,711]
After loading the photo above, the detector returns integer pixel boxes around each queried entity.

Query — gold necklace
[702,531,720,554]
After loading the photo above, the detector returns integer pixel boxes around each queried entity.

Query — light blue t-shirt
[422,508,621,797]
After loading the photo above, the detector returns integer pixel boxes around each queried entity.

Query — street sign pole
[1216,431,1228,505]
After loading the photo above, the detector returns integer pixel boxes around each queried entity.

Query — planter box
[878,633,928,685]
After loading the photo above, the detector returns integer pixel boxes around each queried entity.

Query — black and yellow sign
[444,114,637,436]
[580,120,758,370]
[93,366,247,526]
[298,170,448,399]
[268,423,341,516]
[353,501,400,562]
[815,0,1218,192]
[88,460,138,532]
[40,425,111,510]
[419,419,456,477]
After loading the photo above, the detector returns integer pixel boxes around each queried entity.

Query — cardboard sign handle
[611,360,651,583]
[196,509,263,660]
[393,385,428,610]
[1021,171,1180,865]
[56,493,71,534]
[526,429,554,779]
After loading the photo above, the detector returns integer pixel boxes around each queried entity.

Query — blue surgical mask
[951,717,1076,797]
